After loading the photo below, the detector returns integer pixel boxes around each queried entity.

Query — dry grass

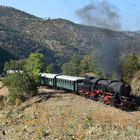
[131,71,140,96]
[0,87,140,140]
[0,81,9,96]
[21,101,140,140]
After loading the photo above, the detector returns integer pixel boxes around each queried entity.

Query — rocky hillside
[0,6,140,72]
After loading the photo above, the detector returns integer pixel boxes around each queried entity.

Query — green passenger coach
[40,73,59,87]
[56,75,85,91]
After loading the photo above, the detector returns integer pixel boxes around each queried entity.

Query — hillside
[0,85,140,139]
[0,6,140,73]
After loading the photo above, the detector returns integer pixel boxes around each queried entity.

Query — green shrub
[24,53,45,83]
[122,54,140,82]
[61,55,81,76]
[3,73,37,104]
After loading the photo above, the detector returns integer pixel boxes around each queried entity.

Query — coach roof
[40,73,59,78]
[56,75,85,81]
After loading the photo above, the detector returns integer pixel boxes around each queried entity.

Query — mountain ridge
[0,6,140,72]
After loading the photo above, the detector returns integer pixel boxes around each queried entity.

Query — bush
[24,53,45,83]
[122,55,140,82]
[46,64,55,73]
[3,73,37,104]
[4,59,25,71]
[61,55,81,76]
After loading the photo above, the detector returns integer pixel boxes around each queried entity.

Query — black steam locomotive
[40,73,136,109]
[77,77,135,109]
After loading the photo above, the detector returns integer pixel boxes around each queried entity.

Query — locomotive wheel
[98,95,104,102]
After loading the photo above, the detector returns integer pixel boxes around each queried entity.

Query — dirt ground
[0,81,9,96]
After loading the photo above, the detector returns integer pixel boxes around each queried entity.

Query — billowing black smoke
[95,32,122,78]
[76,1,122,78]
[76,1,121,31]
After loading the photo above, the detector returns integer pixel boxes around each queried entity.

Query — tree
[4,59,25,71]
[46,64,55,73]
[61,63,71,75]
[3,73,37,104]
[62,55,81,76]
[122,54,140,82]
[25,53,45,82]
[80,54,96,75]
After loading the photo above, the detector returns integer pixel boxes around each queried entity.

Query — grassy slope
[0,81,9,96]
[0,87,140,140]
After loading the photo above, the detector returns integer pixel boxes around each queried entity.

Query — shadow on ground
[15,88,67,112]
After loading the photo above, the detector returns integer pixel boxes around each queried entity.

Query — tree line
[62,54,140,82]
[2,52,140,105]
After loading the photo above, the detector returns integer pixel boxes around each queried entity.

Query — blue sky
[0,0,140,31]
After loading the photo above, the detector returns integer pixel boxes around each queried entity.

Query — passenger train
[40,73,136,109]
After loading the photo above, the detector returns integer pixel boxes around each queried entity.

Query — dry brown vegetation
[0,81,9,97]
[0,86,140,140]
[131,71,140,96]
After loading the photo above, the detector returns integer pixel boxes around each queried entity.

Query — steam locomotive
[40,73,136,110]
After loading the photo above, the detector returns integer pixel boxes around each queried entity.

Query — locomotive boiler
[77,77,135,109]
